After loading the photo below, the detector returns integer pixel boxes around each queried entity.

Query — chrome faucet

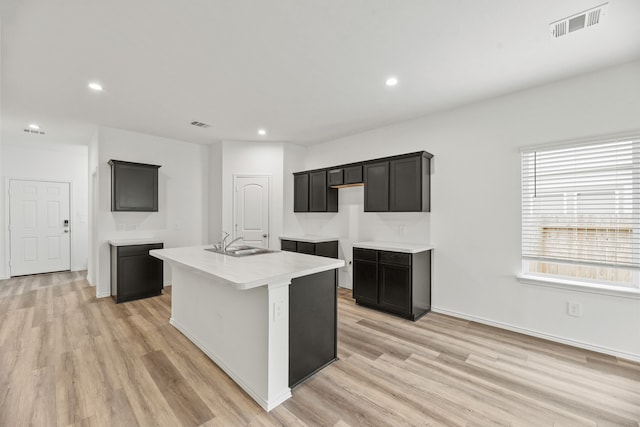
[213,232,244,253]
[213,231,229,252]
[224,236,244,252]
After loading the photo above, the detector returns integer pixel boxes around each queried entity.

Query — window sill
[517,274,640,300]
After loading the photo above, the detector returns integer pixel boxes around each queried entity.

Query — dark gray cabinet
[281,239,338,259]
[109,160,161,212]
[353,247,431,320]
[293,151,432,213]
[111,243,164,303]
[363,161,390,212]
[293,171,337,212]
[294,173,309,212]
[328,165,363,187]
[364,153,431,212]
[289,269,337,387]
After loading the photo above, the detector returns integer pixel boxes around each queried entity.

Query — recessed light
[88,82,103,91]
[385,77,398,87]
[28,123,40,130]
[257,129,267,136]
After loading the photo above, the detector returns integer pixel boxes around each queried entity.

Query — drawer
[353,248,377,262]
[118,243,163,257]
[379,251,411,266]
[297,241,316,255]
[280,239,298,252]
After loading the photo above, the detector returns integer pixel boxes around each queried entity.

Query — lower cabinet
[289,269,337,387]
[280,239,338,259]
[353,248,431,320]
[111,243,164,303]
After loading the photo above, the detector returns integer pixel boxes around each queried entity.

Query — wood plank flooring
[0,271,638,426]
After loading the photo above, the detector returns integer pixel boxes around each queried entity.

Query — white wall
[92,127,209,297]
[292,60,640,360]
[2,141,89,272]
[220,141,285,250]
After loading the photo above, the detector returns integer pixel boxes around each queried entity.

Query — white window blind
[522,138,640,286]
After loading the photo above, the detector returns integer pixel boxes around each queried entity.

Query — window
[521,137,640,290]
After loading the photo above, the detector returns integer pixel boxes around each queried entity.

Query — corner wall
[294,60,640,360]
[92,127,209,297]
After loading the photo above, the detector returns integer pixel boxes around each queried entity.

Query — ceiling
[2,0,640,147]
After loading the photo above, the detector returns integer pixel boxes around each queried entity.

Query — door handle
[64,230,69,233]
[263,234,268,238]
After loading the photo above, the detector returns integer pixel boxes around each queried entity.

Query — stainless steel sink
[205,245,277,257]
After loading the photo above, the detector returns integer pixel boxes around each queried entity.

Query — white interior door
[234,176,270,248]
[9,180,71,276]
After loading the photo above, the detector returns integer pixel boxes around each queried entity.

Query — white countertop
[353,241,433,253]
[108,238,164,246]
[279,234,340,243]
[150,245,344,290]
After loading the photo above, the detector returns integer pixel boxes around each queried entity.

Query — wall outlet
[567,301,582,317]
[273,300,285,322]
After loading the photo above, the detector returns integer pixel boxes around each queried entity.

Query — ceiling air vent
[23,128,45,135]
[550,3,608,38]
[190,121,211,128]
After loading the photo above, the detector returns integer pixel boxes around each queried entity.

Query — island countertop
[150,245,344,290]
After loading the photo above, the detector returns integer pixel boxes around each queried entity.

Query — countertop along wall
[91,126,209,298]
[293,60,640,360]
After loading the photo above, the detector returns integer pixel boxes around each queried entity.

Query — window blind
[521,138,640,270]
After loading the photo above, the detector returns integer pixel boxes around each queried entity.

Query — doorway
[8,179,71,276]
[233,175,271,248]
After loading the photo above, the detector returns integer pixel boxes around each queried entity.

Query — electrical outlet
[273,300,285,322]
[567,301,582,317]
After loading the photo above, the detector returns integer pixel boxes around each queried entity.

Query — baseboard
[72,267,88,273]
[163,281,171,287]
[96,291,111,299]
[431,306,640,363]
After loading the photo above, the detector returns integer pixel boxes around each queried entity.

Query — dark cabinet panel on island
[289,269,337,387]
[353,247,431,320]
[111,243,164,303]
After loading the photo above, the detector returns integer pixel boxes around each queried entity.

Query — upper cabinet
[328,165,363,188]
[293,151,432,213]
[365,153,431,212]
[293,173,309,212]
[109,160,161,212]
[389,154,430,212]
[294,171,338,212]
[363,161,390,212]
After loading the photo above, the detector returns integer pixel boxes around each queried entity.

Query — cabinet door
[353,259,378,305]
[309,171,328,212]
[390,156,422,212]
[344,165,363,184]
[328,169,343,186]
[378,263,411,315]
[364,161,389,212]
[294,173,309,212]
[315,241,338,258]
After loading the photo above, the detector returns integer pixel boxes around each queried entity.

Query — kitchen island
[150,245,344,411]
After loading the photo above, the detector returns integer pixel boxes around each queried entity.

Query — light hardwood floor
[0,271,638,426]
